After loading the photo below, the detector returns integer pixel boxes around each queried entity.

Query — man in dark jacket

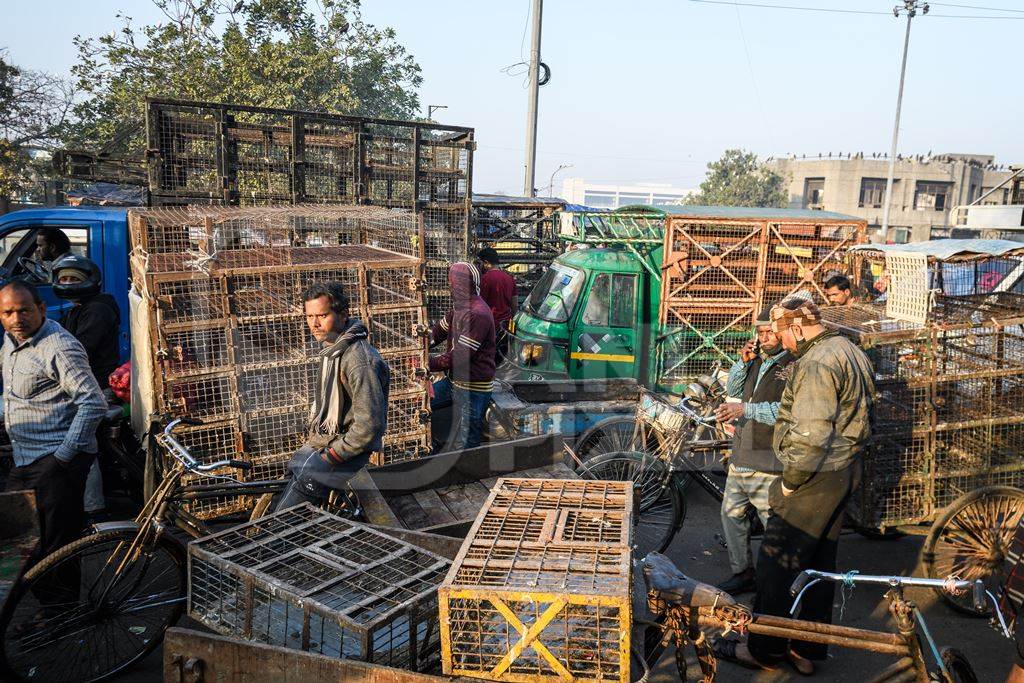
[429,261,496,450]
[52,255,121,389]
[53,255,122,520]
[276,282,390,510]
[741,298,875,673]
[713,303,794,595]
[477,248,517,360]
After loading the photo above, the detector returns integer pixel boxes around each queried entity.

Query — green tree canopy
[686,149,788,208]
[67,0,423,152]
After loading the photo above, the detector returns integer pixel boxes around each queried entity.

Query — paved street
[649,485,1014,682]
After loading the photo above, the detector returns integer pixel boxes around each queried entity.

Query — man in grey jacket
[742,297,875,672]
[276,282,390,510]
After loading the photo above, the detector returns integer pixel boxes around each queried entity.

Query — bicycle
[0,418,356,683]
[573,380,732,558]
[635,551,1009,682]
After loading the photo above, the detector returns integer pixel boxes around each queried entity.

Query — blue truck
[0,207,131,363]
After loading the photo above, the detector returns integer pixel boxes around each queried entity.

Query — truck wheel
[922,485,1024,616]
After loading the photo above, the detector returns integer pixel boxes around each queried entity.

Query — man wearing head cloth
[428,262,497,450]
[713,302,795,596]
[731,297,874,674]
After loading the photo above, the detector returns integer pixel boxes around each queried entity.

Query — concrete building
[768,153,1016,243]
[560,178,693,209]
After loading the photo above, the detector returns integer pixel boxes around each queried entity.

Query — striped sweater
[428,262,496,392]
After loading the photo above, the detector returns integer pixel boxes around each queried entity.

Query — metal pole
[881,1,924,243]
[523,0,543,197]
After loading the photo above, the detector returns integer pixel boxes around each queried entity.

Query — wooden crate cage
[144,98,474,322]
[823,293,1024,529]
[188,504,450,670]
[472,194,564,293]
[439,478,632,682]
[658,212,865,383]
[130,205,431,518]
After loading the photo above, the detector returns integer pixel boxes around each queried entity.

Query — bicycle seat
[642,552,737,608]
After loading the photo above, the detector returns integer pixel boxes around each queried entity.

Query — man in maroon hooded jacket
[429,262,496,450]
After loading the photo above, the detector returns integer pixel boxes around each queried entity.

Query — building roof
[621,204,863,222]
[850,239,1024,262]
[473,193,565,207]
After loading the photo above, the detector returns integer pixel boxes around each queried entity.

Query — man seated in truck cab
[35,228,72,272]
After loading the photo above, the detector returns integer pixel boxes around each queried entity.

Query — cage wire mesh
[440,478,632,682]
[472,197,563,293]
[658,215,865,384]
[130,205,431,518]
[144,99,473,323]
[188,504,450,669]
[823,292,1024,528]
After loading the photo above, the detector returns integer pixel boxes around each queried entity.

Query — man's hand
[739,339,758,363]
[715,402,745,423]
[781,483,795,497]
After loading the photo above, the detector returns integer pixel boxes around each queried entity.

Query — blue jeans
[432,378,490,450]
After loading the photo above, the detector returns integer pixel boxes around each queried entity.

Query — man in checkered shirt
[1,280,106,598]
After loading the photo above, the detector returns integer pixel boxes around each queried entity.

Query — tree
[0,54,75,209]
[686,149,788,208]
[67,0,423,152]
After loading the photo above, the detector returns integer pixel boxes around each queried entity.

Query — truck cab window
[582,274,610,325]
[1,227,88,282]
[610,274,636,328]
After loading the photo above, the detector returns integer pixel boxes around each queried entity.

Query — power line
[930,2,1024,12]
[689,1,888,15]
[689,0,1024,17]
[478,144,705,165]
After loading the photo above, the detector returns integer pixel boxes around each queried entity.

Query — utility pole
[427,104,447,121]
[523,0,543,197]
[880,1,928,244]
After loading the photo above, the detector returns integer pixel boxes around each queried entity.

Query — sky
[3,0,1023,196]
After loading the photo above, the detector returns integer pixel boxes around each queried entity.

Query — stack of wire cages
[439,478,632,682]
[472,194,565,293]
[658,210,865,387]
[144,98,474,323]
[188,503,450,670]
[130,205,431,518]
[822,293,1024,530]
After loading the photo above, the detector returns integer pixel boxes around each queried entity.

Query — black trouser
[275,446,369,512]
[747,461,861,664]
[6,451,95,605]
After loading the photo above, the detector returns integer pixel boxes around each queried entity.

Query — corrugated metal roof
[850,239,1024,261]
[658,205,863,221]
[472,193,566,207]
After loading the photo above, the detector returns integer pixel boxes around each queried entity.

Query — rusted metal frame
[769,222,857,301]
[664,219,762,299]
[753,219,771,308]
[658,303,756,377]
[290,115,305,204]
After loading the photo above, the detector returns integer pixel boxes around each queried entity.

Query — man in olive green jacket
[744,297,875,673]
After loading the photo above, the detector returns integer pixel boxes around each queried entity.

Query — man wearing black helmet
[52,255,121,390]
[52,255,122,520]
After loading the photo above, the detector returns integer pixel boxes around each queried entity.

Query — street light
[547,163,573,197]
[880,1,928,243]
[427,105,447,121]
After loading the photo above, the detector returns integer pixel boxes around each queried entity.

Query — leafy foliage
[0,54,75,201]
[67,0,423,152]
[686,149,788,208]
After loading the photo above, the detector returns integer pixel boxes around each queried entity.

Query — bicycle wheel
[922,485,1024,616]
[574,417,665,464]
[0,528,187,683]
[940,647,978,683]
[580,450,683,556]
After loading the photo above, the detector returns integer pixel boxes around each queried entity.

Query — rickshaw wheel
[922,485,1024,616]
[573,416,666,464]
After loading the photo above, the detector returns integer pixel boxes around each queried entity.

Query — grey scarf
[308,318,369,439]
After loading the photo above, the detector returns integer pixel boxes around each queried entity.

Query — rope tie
[838,571,859,620]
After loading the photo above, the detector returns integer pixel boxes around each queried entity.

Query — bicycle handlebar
[789,569,1011,637]
[157,418,252,474]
